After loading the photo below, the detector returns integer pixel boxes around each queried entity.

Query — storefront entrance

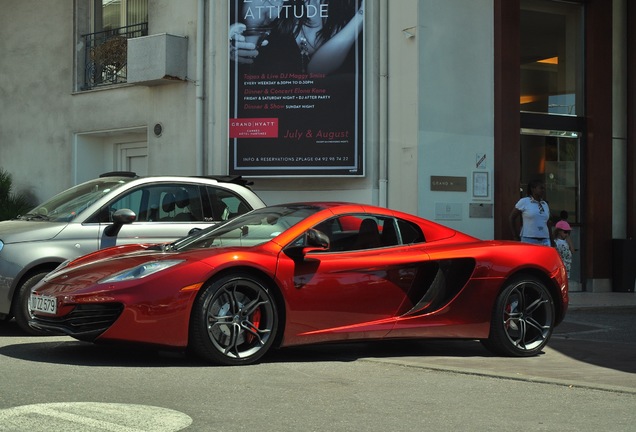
[518,0,585,289]
[520,128,582,289]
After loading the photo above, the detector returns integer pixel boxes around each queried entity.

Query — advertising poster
[229,0,364,176]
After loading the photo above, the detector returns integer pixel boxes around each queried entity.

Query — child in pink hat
[554,220,573,278]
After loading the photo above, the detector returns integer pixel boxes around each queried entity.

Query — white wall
[0,1,76,201]
[416,0,495,239]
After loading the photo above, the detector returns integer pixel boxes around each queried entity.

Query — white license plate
[30,294,57,314]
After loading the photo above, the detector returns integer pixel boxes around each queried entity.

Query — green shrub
[0,169,36,221]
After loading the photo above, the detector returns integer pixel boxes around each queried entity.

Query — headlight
[0,240,3,253]
[100,260,184,283]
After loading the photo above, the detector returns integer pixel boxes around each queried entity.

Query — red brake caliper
[246,308,262,343]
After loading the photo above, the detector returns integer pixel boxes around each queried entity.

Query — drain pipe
[378,0,389,207]
[195,0,205,175]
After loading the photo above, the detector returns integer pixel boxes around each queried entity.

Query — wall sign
[472,171,489,197]
[430,176,467,192]
[435,203,463,221]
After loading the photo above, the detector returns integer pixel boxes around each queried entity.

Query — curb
[362,357,636,395]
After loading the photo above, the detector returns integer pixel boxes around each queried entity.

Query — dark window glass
[520,129,580,223]
[520,0,584,115]
[95,0,148,32]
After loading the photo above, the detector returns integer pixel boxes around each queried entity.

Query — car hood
[39,245,253,293]
[0,219,67,244]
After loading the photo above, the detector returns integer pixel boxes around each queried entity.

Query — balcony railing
[81,22,148,90]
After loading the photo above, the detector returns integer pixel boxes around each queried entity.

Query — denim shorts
[521,237,551,246]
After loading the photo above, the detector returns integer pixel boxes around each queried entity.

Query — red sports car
[29,203,568,365]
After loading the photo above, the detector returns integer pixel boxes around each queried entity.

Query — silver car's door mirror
[101,209,137,249]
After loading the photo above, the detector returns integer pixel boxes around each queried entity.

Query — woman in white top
[509,179,553,246]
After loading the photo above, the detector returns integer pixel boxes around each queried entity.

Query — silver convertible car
[0,172,266,334]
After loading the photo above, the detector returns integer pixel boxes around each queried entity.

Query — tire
[481,275,555,357]
[13,271,51,335]
[189,273,278,366]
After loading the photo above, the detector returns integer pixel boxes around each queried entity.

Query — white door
[118,142,148,176]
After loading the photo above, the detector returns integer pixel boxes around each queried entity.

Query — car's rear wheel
[481,275,555,357]
[13,271,51,335]
[190,273,278,366]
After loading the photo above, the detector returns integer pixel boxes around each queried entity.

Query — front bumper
[30,303,124,342]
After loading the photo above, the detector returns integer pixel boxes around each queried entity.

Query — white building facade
[1,0,634,293]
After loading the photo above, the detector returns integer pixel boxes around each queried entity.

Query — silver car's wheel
[482,276,554,357]
[190,273,278,366]
[14,271,51,335]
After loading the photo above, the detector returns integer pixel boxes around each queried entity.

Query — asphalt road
[0,308,634,431]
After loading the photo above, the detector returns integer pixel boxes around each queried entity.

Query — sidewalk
[568,291,636,310]
[366,292,636,394]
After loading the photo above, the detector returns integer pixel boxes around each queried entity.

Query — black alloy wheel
[482,275,555,357]
[190,273,278,366]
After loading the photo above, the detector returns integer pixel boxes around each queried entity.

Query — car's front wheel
[190,273,278,366]
[13,271,51,335]
[482,275,555,357]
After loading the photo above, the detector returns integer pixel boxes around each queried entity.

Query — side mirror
[285,228,330,260]
[307,228,330,249]
[101,209,137,249]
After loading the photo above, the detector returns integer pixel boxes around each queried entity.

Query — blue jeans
[521,237,551,246]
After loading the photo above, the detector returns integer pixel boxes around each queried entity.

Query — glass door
[519,0,585,290]
[520,129,581,289]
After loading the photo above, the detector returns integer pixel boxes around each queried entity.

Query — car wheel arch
[10,260,64,295]
[500,268,564,323]
[10,263,60,305]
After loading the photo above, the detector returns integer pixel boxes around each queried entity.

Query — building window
[520,0,584,115]
[519,0,584,224]
[80,0,148,90]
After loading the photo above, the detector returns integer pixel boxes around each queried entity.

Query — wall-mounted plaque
[430,176,467,192]
[469,203,493,218]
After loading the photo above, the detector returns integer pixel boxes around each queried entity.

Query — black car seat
[174,189,194,221]
[381,221,399,246]
[160,193,176,220]
[354,218,382,250]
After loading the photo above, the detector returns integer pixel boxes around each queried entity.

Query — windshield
[21,177,133,222]
[173,204,322,250]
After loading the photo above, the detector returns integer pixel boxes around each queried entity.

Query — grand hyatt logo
[229,118,278,138]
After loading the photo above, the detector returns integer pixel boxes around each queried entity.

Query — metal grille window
[81,0,148,90]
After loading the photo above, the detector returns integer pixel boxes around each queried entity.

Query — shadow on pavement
[0,338,497,368]
[0,319,25,337]
[2,309,634,381]
[550,313,636,375]
[0,326,496,368]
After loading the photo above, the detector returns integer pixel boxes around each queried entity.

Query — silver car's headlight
[100,260,184,283]
[0,240,3,253]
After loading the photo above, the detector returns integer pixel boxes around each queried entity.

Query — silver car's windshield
[173,204,321,250]
[21,177,133,222]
